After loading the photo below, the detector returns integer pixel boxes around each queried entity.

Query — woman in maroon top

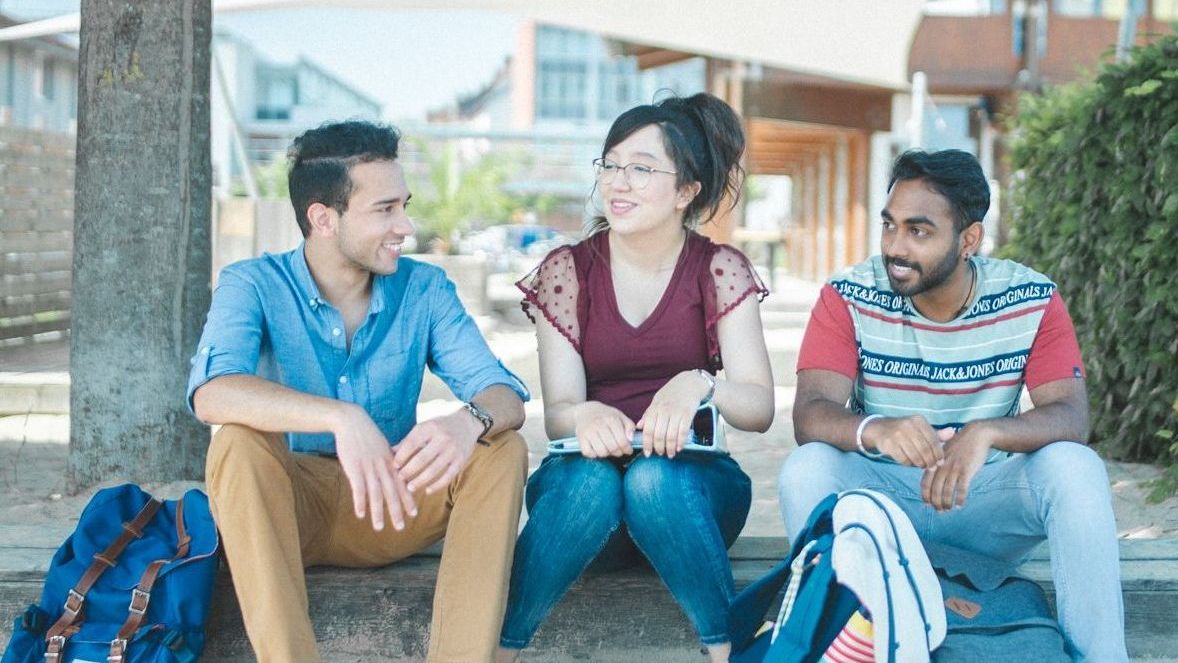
[498,93,775,663]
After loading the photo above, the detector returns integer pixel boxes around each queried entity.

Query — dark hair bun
[667,93,745,225]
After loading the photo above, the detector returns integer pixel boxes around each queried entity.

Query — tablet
[547,403,728,456]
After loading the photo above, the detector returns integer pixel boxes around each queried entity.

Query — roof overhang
[0,1,923,90]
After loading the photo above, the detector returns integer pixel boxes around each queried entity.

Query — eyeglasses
[592,158,677,190]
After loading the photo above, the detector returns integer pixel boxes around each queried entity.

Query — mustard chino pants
[205,424,528,663]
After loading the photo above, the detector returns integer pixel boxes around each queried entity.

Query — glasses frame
[592,158,678,190]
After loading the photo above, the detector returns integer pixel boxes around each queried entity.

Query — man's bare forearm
[469,383,526,437]
[192,374,355,434]
[968,400,1090,453]
[792,393,866,451]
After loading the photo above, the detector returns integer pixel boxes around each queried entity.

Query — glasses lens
[628,165,652,190]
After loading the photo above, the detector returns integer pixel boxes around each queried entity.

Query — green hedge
[1005,35,1178,477]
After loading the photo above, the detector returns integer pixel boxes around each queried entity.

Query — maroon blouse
[517,231,768,423]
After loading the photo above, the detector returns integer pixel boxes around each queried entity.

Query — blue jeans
[777,441,1127,663]
[500,453,752,648]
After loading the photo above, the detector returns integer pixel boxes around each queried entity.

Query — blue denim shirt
[186,244,529,454]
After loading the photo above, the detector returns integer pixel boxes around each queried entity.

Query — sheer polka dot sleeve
[709,244,769,323]
[515,246,582,353]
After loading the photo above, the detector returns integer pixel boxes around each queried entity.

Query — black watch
[463,401,495,446]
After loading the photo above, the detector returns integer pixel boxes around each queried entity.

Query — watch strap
[463,401,494,446]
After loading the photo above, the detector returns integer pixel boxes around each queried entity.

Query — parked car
[458,224,571,272]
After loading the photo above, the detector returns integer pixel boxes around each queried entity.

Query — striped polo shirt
[798,255,1085,463]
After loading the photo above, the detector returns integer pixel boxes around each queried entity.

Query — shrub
[1005,35,1178,478]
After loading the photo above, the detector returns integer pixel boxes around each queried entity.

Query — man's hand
[861,415,946,469]
[393,409,482,496]
[637,370,710,459]
[573,402,636,458]
[332,403,417,532]
[921,423,994,511]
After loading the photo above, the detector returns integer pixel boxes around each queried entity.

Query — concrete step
[2,531,1175,661]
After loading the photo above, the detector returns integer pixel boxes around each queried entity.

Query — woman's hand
[573,402,637,458]
[638,370,711,458]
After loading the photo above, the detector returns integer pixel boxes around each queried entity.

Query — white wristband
[855,415,883,456]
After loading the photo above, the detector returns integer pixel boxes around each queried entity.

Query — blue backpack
[730,490,946,663]
[3,484,219,663]
[924,542,1070,663]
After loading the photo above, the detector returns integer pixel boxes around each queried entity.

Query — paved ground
[2,274,1177,539]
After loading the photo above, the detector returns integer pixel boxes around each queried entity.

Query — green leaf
[1164,194,1178,218]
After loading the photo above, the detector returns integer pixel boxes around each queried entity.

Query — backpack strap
[43,497,163,663]
[838,522,898,663]
[107,499,192,663]
[770,539,820,644]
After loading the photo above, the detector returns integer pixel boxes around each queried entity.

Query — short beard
[886,246,960,297]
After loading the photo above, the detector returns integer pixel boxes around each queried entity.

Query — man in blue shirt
[188,120,529,663]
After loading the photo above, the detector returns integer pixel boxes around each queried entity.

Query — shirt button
[332,328,341,337]
[338,376,348,384]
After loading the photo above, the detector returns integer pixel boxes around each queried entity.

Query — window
[255,69,296,121]
[537,60,587,120]
[594,58,647,120]
[42,59,55,101]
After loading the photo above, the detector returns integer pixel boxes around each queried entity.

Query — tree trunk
[70,0,212,487]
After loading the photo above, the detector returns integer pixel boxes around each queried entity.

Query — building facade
[0,14,77,134]
[211,30,383,194]
[426,22,708,232]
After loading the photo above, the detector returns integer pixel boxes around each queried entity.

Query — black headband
[624,105,711,180]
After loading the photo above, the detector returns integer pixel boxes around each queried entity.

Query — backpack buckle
[107,638,128,663]
[44,635,66,661]
[63,589,85,616]
[128,588,150,615]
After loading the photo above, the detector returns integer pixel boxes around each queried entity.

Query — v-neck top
[518,230,768,422]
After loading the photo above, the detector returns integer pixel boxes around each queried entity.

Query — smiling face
[880,178,966,297]
[332,159,414,275]
[599,124,698,236]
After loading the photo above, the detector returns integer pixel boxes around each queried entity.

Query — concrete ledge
[0,373,69,415]
[2,532,1176,661]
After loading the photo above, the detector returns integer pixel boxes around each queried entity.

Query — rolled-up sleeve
[425,274,530,403]
[186,266,265,413]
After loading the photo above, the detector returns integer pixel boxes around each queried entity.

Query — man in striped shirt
[778,149,1126,662]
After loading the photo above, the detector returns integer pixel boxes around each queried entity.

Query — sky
[215,9,519,122]
[0,1,521,122]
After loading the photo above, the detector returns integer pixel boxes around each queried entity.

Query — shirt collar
[290,242,327,310]
[291,241,391,315]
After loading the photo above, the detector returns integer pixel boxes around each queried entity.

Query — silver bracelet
[855,414,883,456]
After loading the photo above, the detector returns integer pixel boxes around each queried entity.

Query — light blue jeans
[500,453,752,649]
[777,441,1127,663]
